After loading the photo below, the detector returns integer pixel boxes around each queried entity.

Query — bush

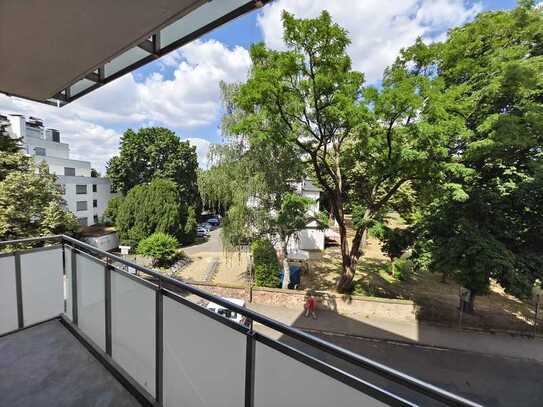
[116,178,193,246]
[137,232,179,267]
[387,258,413,281]
[251,239,281,288]
[104,196,124,224]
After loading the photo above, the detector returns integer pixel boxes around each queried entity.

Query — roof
[0,0,267,106]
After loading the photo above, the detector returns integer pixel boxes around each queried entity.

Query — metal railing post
[14,252,24,329]
[245,330,256,407]
[105,259,112,356]
[155,282,164,404]
[71,248,78,325]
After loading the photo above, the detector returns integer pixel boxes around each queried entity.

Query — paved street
[181,228,248,284]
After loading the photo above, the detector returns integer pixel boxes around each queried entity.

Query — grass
[302,214,541,333]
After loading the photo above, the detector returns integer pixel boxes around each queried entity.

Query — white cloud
[186,137,211,168]
[0,39,251,171]
[257,0,482,83]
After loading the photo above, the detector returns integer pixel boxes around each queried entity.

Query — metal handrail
[0,234,482,407]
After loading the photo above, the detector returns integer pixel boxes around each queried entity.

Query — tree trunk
[281,241,290,289]
[336,223,369,293]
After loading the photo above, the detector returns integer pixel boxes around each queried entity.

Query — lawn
[302,216,541,334]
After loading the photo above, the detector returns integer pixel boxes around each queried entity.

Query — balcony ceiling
[0,0,263,106]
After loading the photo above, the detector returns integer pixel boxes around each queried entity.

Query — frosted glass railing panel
[163,296,246,407]
[70,78,94,97]
[161,0,248,47]
[105,47,149,77]
[0,255,17,334]
[254,341,387,407]
[20,248,64,326]
[111,272,156,397]
[77,253,106,350]
[64,247,73,321]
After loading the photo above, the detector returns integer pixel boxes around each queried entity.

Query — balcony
[0,235,481,407]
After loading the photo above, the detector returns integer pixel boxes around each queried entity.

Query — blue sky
[0,0,522,172]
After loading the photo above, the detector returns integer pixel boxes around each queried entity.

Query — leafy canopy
[106,127,199,207]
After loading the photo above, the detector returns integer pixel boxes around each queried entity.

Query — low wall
[189,281,416,322]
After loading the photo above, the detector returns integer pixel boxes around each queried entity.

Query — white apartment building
[3,113,116,226]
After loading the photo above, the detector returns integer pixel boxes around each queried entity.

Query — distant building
[3,113,117,226]
[288,179,325,255]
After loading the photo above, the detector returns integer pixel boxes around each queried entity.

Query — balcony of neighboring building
[0,235,481,407]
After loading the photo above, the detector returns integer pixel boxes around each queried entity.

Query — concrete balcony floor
[0,320,140,407]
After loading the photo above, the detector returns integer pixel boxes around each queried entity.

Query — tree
[0,161,79,241]
[251,238,281,288]
[231,11,447,291]
[137,232,179,267]
[399,2,543,308]
[0,131,32,182]
[104,196,124,224]
[116,178,192,246]
[106,127,199,207]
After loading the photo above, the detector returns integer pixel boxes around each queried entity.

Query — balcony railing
[0,235,481,407]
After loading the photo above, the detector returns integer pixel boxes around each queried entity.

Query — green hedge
[251,239,281,288]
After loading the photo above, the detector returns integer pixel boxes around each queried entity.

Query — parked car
[198,223,211,232]
[206,298,249,326]
[196,226,209,237]
[207,217,220,227]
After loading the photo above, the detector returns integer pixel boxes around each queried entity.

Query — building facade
[3,113,116,226]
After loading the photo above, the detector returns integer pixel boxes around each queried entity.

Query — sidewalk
[248,303,543,362]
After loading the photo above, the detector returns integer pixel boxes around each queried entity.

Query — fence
[0,235,482,407]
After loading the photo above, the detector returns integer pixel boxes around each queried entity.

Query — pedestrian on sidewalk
[304,290,317,319]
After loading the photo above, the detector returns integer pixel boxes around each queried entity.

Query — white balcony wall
[111,272,156,397]
[254,341,387,407]
[0,255,18,335]
[20,247,64,326]
[163,296,246,407]
[76,253,106,350]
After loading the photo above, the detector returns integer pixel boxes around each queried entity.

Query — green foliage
[230,10,451,291]
[251,239,281,288]
[0,161,79,241]
[104,196,124,224]
[387,258,413,282]
[106,127,200,210]
[183,206,198,244]
[403,3,543,299]
[116,178,193,246]
[137,232,179,267]
[372,224,414,260]
[0,135,32,182]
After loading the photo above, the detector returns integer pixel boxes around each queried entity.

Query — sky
[0,0,523,174]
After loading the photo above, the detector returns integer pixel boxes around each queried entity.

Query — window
[93,199,97,208]
[34,147,46,156]
[76,184,87,194]
[76,201,87,211]
[92,184,97,193]
[93,215,99,224]
[77,217,88,226]
[51,130,60,143]
[64,167,75,176]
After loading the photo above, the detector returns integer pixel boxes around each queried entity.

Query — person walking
[304,291,317,319]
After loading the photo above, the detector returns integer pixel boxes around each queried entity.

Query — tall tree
[106,127,200,207]
[231,12,448,291]
[397,2,543,308]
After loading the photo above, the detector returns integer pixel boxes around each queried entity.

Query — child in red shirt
[304,292,317,319]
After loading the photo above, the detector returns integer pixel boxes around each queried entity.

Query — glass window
[77,217,88,226]
[76,201,88,211]
[93,215,99,224]
[92,184,97,193]
[34,147,46,156]
[64,167,75,176]
[76,184,87,194]
[93,199,97,208]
